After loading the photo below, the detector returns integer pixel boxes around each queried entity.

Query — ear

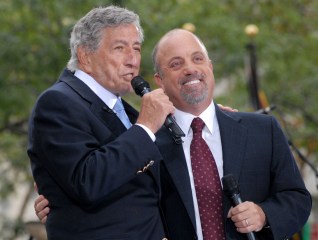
[154,73,164,88]
[77,46,92,73]
[209,59,213,71]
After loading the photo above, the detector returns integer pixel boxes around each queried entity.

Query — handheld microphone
[222,174,256,240]
[131,76,185,138]
[255,104,276,114]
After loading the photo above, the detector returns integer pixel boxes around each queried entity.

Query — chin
[122,87,134,96]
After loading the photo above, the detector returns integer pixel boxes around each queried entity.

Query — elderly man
[28,6,173,240]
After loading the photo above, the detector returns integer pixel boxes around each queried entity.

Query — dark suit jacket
[28,69,168,240]
[158,104,312,240]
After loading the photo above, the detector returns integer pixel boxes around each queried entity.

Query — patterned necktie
[190,117,225,240]
[113,99,132,129]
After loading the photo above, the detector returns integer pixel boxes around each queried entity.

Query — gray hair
[152,29,209,77]
[67,6,144,71]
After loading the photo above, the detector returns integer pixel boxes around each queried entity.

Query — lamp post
[245,24,262,111]
[182,22,196,32]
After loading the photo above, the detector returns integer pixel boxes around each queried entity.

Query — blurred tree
[0,0,317,238]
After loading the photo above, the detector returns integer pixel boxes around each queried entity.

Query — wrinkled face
[80,24,141,96]
[154,30,215,115]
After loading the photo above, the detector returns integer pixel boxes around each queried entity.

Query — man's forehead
[103,25,142,44]
[161,34,202,51]
[159,42,205,60]
[112,39,141,45]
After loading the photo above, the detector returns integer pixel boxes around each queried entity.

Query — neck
[180,99,212,116]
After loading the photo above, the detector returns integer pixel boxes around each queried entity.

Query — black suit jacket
[158,104,311,240]
[28,69,168,240]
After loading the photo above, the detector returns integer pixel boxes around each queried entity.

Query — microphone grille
[131,76,150,96]
[222,174,240,196]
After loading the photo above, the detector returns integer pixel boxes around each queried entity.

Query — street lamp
[245,24,262,111]
[182,22,196,32]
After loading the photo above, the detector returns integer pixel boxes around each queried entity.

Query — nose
[125,49,139,68]
[182,60,198,75]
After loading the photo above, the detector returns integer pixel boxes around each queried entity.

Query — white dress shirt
[173,101,224,240]
[74,70,118,110]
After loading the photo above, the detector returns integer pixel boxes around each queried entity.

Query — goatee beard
[180,73,208,105]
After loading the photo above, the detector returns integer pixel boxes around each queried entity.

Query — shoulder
[35,82,74,107]
[216,106,279,129]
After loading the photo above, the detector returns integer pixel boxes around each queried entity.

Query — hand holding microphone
[131,76,185,138]
[222,174,257,240]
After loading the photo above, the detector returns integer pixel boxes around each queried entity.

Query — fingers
[227,207,233,218]
[34,195,50,224]
[217,104,238,112]
[39,212,49,224]
[137,89,175,133]
[227,201,266,233]
[34,195,46,207]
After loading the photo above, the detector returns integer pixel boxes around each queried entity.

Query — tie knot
[191,117,205,134]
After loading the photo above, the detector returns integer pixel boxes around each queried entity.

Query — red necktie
[190,117,225,240]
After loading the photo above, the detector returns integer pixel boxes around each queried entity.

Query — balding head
[152,29,215,116]
[152,29,209,76]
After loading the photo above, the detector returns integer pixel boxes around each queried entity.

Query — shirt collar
[173,100,216,136]
[74,69,118,108]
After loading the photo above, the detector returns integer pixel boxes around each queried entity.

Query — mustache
[179,73,206,84]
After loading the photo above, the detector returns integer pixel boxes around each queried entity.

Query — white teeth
[184,80,200,86]
[124,73,133,78]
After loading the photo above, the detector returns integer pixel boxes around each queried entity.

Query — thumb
[227,207,233,218]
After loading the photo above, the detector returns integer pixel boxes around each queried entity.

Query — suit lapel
[92,101,127,136]
[215,104,248,219]
[156,128,197,229]
[122,99,139,125]
[215,105,247,180]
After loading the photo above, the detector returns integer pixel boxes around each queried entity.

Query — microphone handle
[247,232,256,240]
[231,194,257,240]
[231,193,243,205]
[164,115,185,138]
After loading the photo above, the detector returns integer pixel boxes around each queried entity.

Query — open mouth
[123,73,134,80]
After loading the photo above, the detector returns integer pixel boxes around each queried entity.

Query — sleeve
[258,116,312,239]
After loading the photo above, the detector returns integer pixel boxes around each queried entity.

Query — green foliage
[0,0,317,237]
